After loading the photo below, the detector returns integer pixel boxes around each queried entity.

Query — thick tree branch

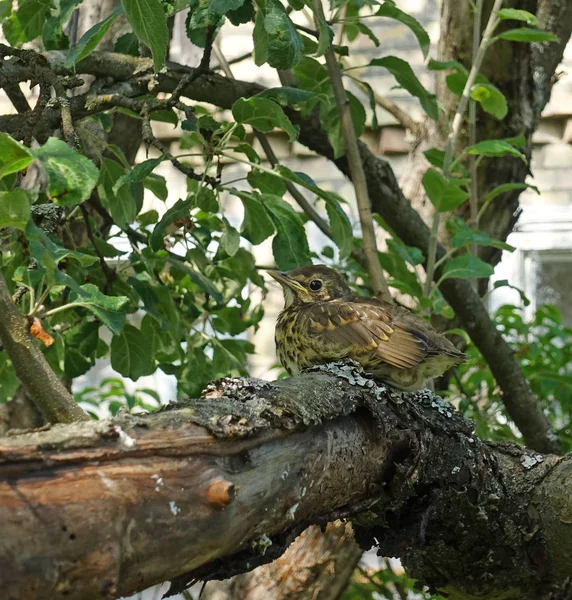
[0,271,88,423]
[0,368,569,600]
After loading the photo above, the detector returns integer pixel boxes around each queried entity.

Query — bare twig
[0,271,88,423]
[423,0,504,297]
[312,0,392,303]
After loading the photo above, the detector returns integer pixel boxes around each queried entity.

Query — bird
[268,264,465,391]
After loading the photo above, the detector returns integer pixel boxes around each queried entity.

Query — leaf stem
[423,0,504,297]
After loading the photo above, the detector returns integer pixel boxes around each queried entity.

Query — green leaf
[368,57,438,120]
[3,0,45,45]
[211,0,245,13]
[256,87,317,106]
[227,0,254,25]
[0,189,31,230]
[386,238,424,266]
[143,173,168,201]
[65,10,119,68]
[467,139,525,160]
[150,197,192,251]
[314,9,333,57]
[63,321,99,378]
[232,97,298,141]
[324,198,352,260]
[113,155,166,194]
[32,137,99,205]
[484,182,539,203]
[441,254,494,281]
[321,91,366,158]
[98,158,138,228]
[114,32,140,55]
[111,324,155,381]
[422,168,469,212]
[166,256,223,302]
[470,84,508,120]
[122,0,168,71]
[0,133,34,177]
[185,0,223,47]
[497,28,559,43]
[194,187,219,213]
[247,168,287,195]
[446,218,515,252]
[69,283,130,334]
[220,218,240,257]
[495,9,537,25]
[263,194,310,269]
[375,2,430,58]
[234,190,275,245]
[252,0,303,70]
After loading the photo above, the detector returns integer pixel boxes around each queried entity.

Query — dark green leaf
[497,28,559,43]
[376,2,430,57]
[220,218,240,256]
[143,173,168,201]
[69,283,129,334]
[122,0,168,71]
[64,321,99,378]
[422,168,469,212]
[0,189,31,230]
[247,169,287,195]
[114,32,140,55]
[211,0,244,13]
[111,324,155,381]
[446,218,515,252]
[441,254,494,281]
[484,182,539,203]
[98,157,138,227]
[194,187,219,213]
[65,9,119,68]
[256,87,317,106]
[232,97,298,141]
[263,194,310,269]
[325,198,352,260]
[470,84,508,120]
[386,238,424,266]
[113,155,166,194]
[227,0,254,25]
[234,190,275,245]
[0,133,34,177]
[32,137,99,206]
[314,9,333,57]
[369,57,438,120]
[150,197,192,250]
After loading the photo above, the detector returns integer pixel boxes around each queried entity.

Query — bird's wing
[307,301,427,369]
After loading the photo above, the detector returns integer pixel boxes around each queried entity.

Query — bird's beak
[268,270,306,293]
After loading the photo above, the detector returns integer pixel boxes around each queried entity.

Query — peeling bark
[0,367,570,600]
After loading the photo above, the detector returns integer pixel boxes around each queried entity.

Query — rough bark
[0,367,570,600]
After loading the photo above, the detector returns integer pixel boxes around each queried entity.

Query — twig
[79,204,116,293]
[311,0,392,304]
[0,271,89,423]
[469,0,484,242]
[423,0,504,297]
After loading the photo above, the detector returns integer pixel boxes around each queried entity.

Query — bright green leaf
[69,283,129,334]
[495,9,537,25]
[234,190,275,245]
[0,133,34,177]
[485,182,539,203]
[497,28,559,43]
[325,198,353,260]
[447,218,515,252]
[470,84,508,120]
[220,218,240,257]
[122,0,168,71]
[441,254,494,281]
[422,168,469,212]
[467,139,525,160]
[386,238,424,266]
[65,9,119,68]
[247,169,287,195]
[3,0,45,45]
[0,189,30,230]
[113,155,166,194]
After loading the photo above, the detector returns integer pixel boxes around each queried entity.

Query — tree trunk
[0,368,570,600]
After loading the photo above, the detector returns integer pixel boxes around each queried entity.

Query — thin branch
[311,0,392,304]
[423,0,504,297]
[0,271,88,423]
[469,0,484,242]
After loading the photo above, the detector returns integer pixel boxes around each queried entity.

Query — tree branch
[312,0,392,304]
[0,271,88,423]
[0,368,569,600]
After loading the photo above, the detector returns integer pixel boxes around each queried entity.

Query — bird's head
[268,265,352,307]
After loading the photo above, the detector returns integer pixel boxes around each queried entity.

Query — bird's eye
[309,280,322,291]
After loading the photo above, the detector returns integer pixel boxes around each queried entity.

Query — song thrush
[269,265,465,391]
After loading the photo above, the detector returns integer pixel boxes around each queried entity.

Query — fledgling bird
[269,265,465,391]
